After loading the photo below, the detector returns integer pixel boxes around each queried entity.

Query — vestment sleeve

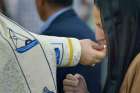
[0,13,81,68]
[35,35,81,67]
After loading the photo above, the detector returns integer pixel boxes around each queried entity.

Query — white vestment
[0,13,81,93]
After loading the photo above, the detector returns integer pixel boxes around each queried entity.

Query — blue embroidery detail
[16,39,39,53]
[54,48,61,65]
[43,87,54,93]
[25,39,32,45]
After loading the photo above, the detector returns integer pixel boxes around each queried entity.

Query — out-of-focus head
[36,0,73,21]
[93,4,102,30]
[93,0,106,45]
[74,0,94,21]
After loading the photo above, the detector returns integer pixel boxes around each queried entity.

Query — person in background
[73,0,93,22]
[63,2,107,93]
[64,0,140,93]
[4,0,43,34]
[36,0,102,93]
[93,3,108,90]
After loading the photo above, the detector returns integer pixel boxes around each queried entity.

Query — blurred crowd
[1,0,95,33]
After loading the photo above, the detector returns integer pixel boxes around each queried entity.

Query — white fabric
[0,13,81,93]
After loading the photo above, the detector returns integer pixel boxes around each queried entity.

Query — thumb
[91,41,104,50]
[74,74,86,84]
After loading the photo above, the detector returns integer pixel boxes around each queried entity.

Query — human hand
[63,74,89,93]
[79,39,106,65]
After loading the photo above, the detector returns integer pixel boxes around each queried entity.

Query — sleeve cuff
[65,38,81,67]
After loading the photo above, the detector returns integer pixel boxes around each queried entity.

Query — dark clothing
[96,0,140,93]
[0,0,6,14]
[41,9,101,93]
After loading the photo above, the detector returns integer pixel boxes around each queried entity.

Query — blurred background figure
[4,0,43,34]
[73,0,95,30]
[73,0,93,21]
[93,3,108,90]
[74,0,108,90]
[3,0,95,33]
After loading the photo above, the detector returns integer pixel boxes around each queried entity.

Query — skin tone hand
[79,39,106,66]
[63,74,89,93]
[63,39,106,93]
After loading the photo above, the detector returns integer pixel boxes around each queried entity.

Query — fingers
[79,39,107,65]
[63,85,77,92]
[92,49,106,64]
[91,41,107,60]
[74,74,84,82]
[63,74,89,93]
[63,74,79,93]
[94,47,106,58]
[74,74,87,87]
[63,79,78,87]
[91,40,106,51]
[87,44,106,64]
[63,74,79,87]
[90,40,100,49]
[74,74,85,81]
[66,74,77,81]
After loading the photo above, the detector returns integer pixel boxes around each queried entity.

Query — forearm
[36,35,81,67]
[0,12,81,68]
